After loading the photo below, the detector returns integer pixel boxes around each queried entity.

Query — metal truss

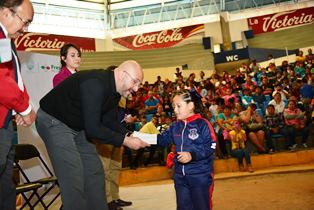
[109,0,296,29]
[29,0,305,38]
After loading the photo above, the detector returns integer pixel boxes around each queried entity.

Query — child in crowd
[229,121,254,173]
[241,88,254,109]
[157,89,216,210]
[264,104,285,153]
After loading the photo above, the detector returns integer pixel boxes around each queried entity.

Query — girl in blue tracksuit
[157,89,216,210]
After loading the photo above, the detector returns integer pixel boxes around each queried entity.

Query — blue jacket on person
[157,113,216,176]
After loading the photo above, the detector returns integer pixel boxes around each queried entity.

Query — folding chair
[14,144,61,210]
[15,181,43,210]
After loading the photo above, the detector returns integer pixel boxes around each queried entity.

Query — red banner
[15,32,96,52]
[113,24,204,50]
[248,7,314,34]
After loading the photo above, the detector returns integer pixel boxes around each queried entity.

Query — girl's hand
[177,152,192,164]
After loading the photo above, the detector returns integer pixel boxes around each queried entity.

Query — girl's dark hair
[60,43,81,67]
[0,0,23,8]
[173,89,206,118]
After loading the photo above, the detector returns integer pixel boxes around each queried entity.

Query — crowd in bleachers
[122,48,314,169]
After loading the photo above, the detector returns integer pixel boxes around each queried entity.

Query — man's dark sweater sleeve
[80,79,125,147]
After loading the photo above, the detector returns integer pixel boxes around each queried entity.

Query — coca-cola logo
[113,24,204,50]
[132,28,183,47]
[15,33,65,51]
[248,7,314,34]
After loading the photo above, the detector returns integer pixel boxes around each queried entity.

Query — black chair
[14,144,61,210]
[15,178,43,210]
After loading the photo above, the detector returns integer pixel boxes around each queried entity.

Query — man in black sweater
[36,60,149,210]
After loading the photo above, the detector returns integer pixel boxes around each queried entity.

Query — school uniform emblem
[188,128,199,140]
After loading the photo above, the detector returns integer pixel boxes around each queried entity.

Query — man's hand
[16,110,36,126]
[123,136,150,150]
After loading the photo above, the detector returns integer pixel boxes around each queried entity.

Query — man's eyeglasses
[124,71,141,87]
[10,9,32,27]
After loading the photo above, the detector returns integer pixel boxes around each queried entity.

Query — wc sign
[214,48,249,64]
[226,55,239,62]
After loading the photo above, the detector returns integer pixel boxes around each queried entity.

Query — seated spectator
[162,95,173,117]
[240,104,266,153]
[252,86,266,113]
[264,104,286,153]
[295,61,306,79]
[283,100,310,150]
[229,121,254,173]
[217,106,237,158]
[272,85,288,101]
[133,116,160,168]
[268,92,286,115]
[266,63,277,84]
[223,88,237,106]
[144,92,160,121]
[261,76,273,96]
[243,75,256,90]
[300,78,314,108]
[241,89,254,109]
[296,50,306,63]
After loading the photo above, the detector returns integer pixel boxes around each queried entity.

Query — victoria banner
[248,7,314,34]
[15,32,96,52]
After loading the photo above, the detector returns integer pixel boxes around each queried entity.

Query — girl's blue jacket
[158,113,216,175]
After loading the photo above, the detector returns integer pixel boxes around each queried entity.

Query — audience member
[53,43,81,87]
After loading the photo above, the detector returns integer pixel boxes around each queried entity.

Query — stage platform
[119,148,314,186]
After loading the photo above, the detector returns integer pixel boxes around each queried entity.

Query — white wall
[229,19,249,42]
[204,21,223,44]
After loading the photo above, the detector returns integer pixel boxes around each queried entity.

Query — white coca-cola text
[262,10,314,32]
[132,28,183,48]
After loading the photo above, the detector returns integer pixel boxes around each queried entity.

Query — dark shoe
[108,201,123,210]
[114,199,133,207]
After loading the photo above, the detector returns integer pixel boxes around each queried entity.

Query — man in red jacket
[0,1,35,209]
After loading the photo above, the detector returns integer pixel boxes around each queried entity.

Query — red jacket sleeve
[0,62,30,113]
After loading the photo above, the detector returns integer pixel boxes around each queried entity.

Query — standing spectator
[0,1,36,209]
[36,61,149,210]
[174,67,182,80]
[53,43,81,87]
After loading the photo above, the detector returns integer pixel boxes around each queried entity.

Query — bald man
[0,1,35,209]
[36,60,149,210]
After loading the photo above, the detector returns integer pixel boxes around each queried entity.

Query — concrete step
[119,149,314,186]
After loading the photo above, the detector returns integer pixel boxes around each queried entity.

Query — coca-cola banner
[248,7,314,34]
[15,32,96,52]
[113,24,204,50]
